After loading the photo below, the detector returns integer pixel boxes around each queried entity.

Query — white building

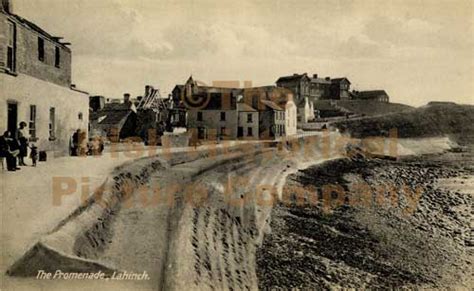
[0,1,89,156]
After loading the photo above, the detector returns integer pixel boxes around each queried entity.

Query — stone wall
[0,12,72,87]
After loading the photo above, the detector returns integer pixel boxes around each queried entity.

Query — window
[29,105,36,140]
[220,112,226,121]
[78,112,83,120]
[220,127,226,136]
[247,127,253,136]
[7,21,16,72]
[55,46,60,67]
[49,107,55,139]
[38,37,45,62]
[247,113,252,123]
[197,111,203,121]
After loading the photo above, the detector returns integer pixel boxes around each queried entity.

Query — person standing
[0,131,20,171]
[16,121,29,166]
[71,129,80,156]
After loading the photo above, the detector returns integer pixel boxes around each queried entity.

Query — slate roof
[355,90,389,99]
[276,73,310,83]
[237,103,257,112]
[310,77,331,84]
[331,78,351,84]
[260,100,283,111]
[90,102,135,129]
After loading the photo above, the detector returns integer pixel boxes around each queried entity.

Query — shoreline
[257,148,473,289]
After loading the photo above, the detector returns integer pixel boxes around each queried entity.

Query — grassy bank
[334,103,474,139]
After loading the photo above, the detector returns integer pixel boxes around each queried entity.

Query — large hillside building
[351,90,390,102]
[0,0,89,155]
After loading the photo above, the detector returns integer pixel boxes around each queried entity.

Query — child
[29,144,38,167]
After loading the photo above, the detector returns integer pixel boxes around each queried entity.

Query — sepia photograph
[0,0,473,290]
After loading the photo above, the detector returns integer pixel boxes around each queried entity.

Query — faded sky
[13,0,474,106]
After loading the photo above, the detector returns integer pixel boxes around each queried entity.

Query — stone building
[276,73,315,123]
[258,99,286,139]
[89,94,137,141]
[177,76,241,140]
[237,103,259,140]
[174,77,297,140]
[0,0,89,155]
[309,74,332,100]
[329,78,351,100]
[243,86,297,138]
[351,90,390,102]
[89,86,170,144]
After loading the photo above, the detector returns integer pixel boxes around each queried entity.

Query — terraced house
[0,0,89,155]
[172,76,297,140]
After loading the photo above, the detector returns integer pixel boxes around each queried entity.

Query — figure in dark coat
[16,121,28,166]
[0,131,20,171]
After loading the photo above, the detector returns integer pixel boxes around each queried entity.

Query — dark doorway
[238,126,243,137]
[198,127,206,139]
[7,102,18,135]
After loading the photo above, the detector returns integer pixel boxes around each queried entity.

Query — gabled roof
[260,100,283,111]
[276,73,310,83]
[331,77,351,84]
[137,87,167,111]
[90,102,134,124]
[98,111,133,126]
[172,85,184,92]
[237,103,257,112]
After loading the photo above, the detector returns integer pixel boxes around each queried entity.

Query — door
[7,102,18,135]
[237,126,243,137]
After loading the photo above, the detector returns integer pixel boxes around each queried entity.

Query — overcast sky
[13,0,473,106]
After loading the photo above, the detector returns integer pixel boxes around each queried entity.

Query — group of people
[0,122,37,172]
[70,129,104,156]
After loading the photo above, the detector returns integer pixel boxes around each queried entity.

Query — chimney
[325,77,330,81]
[123,93,130,104]
[313,74,318,79]
[1,0,12,13]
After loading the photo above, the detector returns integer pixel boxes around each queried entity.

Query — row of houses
[170,76,297,141]
[89,85,170,144]
[1,0,392,155]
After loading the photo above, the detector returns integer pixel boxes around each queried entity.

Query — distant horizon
[12,0,473,107]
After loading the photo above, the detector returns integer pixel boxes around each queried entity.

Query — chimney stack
[1,0,12,13]
[123,93,130,103]
[313,74,318,79]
